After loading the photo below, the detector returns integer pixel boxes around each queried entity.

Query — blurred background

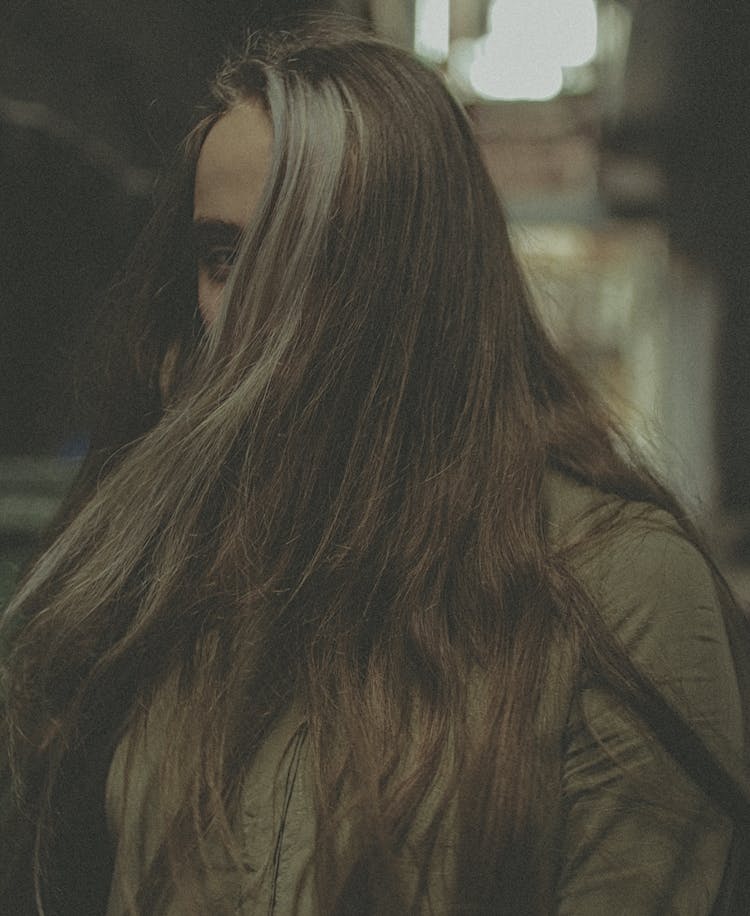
[1,0,749,606]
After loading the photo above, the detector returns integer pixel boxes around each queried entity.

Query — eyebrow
[191,217,244,249]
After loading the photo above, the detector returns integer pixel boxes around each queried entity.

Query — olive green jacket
[104,475,750,915]
[5,475,750,914]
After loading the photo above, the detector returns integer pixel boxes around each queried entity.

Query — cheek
[197,267,224,325]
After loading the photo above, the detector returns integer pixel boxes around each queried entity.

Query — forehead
[193,101,274,226]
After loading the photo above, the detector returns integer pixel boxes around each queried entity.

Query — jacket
[4,473,750,914]
[104,474,750,914]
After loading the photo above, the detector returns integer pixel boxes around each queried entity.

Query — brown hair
[2,20,748,915]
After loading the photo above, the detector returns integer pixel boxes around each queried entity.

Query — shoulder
[543,470,724,647]
[543,473,748,913]
[543,469,745,777]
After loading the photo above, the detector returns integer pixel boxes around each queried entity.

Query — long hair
[2,21,749,915]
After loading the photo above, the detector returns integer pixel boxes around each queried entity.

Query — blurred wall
[601,0,750,532]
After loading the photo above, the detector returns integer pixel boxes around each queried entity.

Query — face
[193,100,274,324]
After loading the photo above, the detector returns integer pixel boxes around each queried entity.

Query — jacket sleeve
[555,521,745,916]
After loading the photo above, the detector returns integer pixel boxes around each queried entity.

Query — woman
[1,21,749,915]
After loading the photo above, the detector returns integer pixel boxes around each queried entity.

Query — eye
[192,218,243,284]
[199,245,238,283]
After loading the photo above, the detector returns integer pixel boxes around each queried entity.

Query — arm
[556,522,744,915]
